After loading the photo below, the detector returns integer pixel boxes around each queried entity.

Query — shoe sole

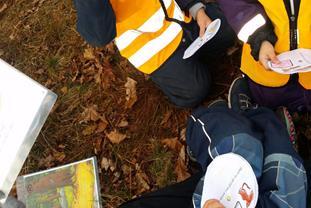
[228,76,243,109]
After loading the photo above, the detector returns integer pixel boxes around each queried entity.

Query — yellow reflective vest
[241,0,311,89]
[110,0,191,74]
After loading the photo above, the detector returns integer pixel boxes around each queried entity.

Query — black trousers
[150,3,236,107]
[119,172,203,208]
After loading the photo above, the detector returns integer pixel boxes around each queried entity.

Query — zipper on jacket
[289,0,298,50]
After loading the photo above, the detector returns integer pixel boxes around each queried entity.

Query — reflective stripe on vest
[115,0,172,51]
[237,14,266,42]
[240,0,311,89]
[128,3,183,68]
[113,0,186,74]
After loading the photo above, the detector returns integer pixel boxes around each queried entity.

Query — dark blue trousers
[187,105,308,208]
[120,106,308,208]
[150,3,236,107]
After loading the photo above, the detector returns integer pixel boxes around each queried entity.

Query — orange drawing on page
[238,183,254,207]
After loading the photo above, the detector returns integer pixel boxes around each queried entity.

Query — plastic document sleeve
[0,59,57,205]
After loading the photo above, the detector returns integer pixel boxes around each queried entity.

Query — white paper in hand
[268,48,311,74]
[183,19,221,59]
[201,153,258,208]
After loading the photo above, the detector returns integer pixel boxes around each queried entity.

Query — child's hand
[196,8,212,37]
[203,199,225,208]
[259,40,280,70]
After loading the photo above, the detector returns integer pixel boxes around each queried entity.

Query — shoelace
[284,108,297,144]
[238,94,258,110]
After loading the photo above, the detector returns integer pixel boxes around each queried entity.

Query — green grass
[148,140,175,188]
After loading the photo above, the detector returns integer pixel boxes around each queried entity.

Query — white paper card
[183,19,221,59]
[268,48,311,74]
[0,59,57,205]
[201,153,258,208]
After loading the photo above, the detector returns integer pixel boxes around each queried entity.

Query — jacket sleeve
[247,19,278,60]
[217,0,278,60]
[216,0,269,42]
[74,0,116,47]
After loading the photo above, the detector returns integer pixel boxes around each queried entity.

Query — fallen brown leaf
[121,164,131,176]
[106,130,127,144]
[94,68,102,84]
[119,59,130,70]
[0,4,8,13]
[101,157,109,171]
[135,171,150,193]
[112,172,121,183]
[60,86,68,94]
[58,144,66,149]
[96,121,108,133]
[9,32,15,40]
[83,48,95,60]
[24,25,30,30]
[179,145,187,163]
[179,128,187,142]
[53,151,66,163]
[101,66,116,89]
[174,146,190,182]
[105,42,116,54]
[124,77,137,109]
[174,156,190,182]
[82,124,97,136]
[109,159,116,172]
[44,79,53,87]
[161,137,182,153]
[93,137,103,154]
[112,177,120,184]
[80,105,101,123]
[38,155,54,168]
[82,65,96,82]
[34,68,44,75]
[160,111,172,126]
[118,119,129,128]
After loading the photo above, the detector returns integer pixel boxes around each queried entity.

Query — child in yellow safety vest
[74,0,236,107]
[217,0,311,112]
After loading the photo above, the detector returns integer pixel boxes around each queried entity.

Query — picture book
[16,157,101,208]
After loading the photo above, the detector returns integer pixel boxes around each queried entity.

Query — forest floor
[0,0,310,207]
